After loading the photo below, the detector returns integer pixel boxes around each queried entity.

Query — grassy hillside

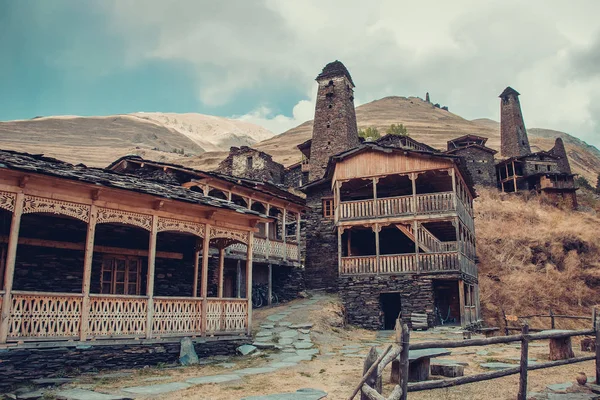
[476,188,600,329]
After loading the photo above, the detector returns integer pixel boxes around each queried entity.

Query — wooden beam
[0,193,24,344]
[145,215,158,339]
[217,247,225,298]
[246,231,254,336]
[80,205,97,341]
[0,236,183,260]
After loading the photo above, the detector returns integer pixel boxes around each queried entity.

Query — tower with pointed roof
[499,87,531,158]
[308,60,360,182]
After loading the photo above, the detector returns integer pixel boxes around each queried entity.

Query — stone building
[495,87,578,208]
[217,146,285,184]
[445,135,497,187]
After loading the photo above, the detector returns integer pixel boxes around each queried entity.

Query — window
[246,156,253,169]
[101,255,142,295]
[547,165,551,172]
[322,198,334,219]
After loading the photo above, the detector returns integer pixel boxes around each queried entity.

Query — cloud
[96,0,600,145]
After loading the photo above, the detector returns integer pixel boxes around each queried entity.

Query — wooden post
[517,324,529,400]
[414,221,420,272]
[595,320,600,385]
[399,323,410,400]
[192,239,200,297]
[512,160,517,192]
[372,177,378,216]
[217,247,225,298]
[0,193,24,344]
[374,224,380,274]
[295,212,301,250]
[282,208,287,261]
[550,309,555,329]
[265,205,270,259]
[246,231,254,336]
[337,227,343,274]
[267,263,272,306]
[145,215,158,339]
[450,168,457,211]
[502,309,509,336]
[201,225,210,336]
[391,319,402,383]
[236,259,242,298]
[361,347,382,399]
[458,280,466,327]
[80,205,97,341]
[411,173,417,214]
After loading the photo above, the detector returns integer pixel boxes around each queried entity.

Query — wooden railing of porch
[228,237,300,262]
[4,291,248,342]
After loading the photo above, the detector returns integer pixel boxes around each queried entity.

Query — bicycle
[251,284,279,308]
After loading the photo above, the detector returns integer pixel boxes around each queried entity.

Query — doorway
[433,280,460,326]
[380,292,401,330]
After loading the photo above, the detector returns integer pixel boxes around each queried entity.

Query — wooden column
[265,204,270,259]
[372,177,378,216]
[475,284,481,321]
[282,208,287,261]
[145,215,158,339]
[414,221,420,272]
[512,161,517,192]
[374,224,380,274]
[450,168,457,211]
[334,181,341,223]
[458,279,466,327]
[267,263,272,306]
[80,205,97,341]
[411,173,417,214]
[227,191,232,202]
[201,224,211,336]
[337,227,342,273]
[236,259,242,298]
[192,238,201,297]
[0,193,24,344]
[295,212,301,260]
[246,231,254,336]
[217,246,225,298]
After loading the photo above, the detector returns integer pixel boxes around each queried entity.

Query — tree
[386,123,409,136]
[358,127,381,140]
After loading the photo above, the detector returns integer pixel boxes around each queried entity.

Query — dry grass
[476,187,600,329]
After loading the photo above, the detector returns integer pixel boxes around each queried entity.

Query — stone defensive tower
[499,87,531,158]
[550,137,572,174]
[308,60,360,181]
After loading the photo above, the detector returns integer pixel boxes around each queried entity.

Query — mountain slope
[0,113,276,167]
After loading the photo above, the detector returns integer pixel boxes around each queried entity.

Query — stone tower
[550,137,572,174]
[499,87,531,158]
[425,92,430,103]
[308,61,360,181]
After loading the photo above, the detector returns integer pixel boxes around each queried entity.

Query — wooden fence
[350,320,600,400]
[502,308,595,335]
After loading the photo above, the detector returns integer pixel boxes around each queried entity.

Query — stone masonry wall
[452,147,496,187]
[549,137,572,174]
[218,146,285,184]
[304,185,338,290]
[308,75,360,182]
[283,165,304,188]
[273,266,305,302]
[0,339,247,390]
[338,274,436,330]
[500,92,531,158]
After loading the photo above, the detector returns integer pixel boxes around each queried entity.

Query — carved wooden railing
[286,241,299,260]
[339,192,458,221]
[254,237,268,256]
[152,297,203,336]
[418,252,459,272]
[8,292,82,340]
[227,238,299,261]
[269,239,285,259]
[340,255,378,274]
[87,294,147,338]
[379,254,417,273]
[457,197,475,232]
[205,298,248,334]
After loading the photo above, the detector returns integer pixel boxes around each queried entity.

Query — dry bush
[475,188,600,329]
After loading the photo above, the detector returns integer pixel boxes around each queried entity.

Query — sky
[1,0,600,147]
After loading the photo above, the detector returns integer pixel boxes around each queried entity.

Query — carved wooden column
[295,212,301,252]
[80,205,97,341]
[145,215,158,339]
[414,220,420,272]
[265,204,271,259]
[246,231,254,336]
[410,173,417,214]
[0,193,24,344]
[374,224,380,274]
[192,238,201,297]
[334,181,341,223]
[282,208,287,261]
[217,246,225,298]
[450,167,457,211]
[267,263,272,306]
[236,259,242,298]
[458,279,466,327]
[337,227,343,274]
[201,224,211,336]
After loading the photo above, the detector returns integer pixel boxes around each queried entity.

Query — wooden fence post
[518,324,529,400]
[596,320,600,385]
[399,323,410,400]
[361,347,382,399]
[550,309,555,329]
[502,309,509,336]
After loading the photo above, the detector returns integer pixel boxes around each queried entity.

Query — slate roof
[445,143,498,155]
[447,134,490,146]
[499,86,520,98]
[108,156,306,206]
[316,60,355,86]
[0,149,269,218]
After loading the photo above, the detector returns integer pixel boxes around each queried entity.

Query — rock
[93,373,132,380]
[431,363,465,377]
[55,389,130,400]
[279,330,299,338]
[290,323,313,329]
[282,355,313,363]
[278,322,292,327]
[32,378,74,386]
[267,314,286,322]
[252,342,277,349]
[234,367,278,376]
[179,337,199,366]
[480,362,516,370]
[279,338,294,346]
[241,388,327,400]
[260,324,275,329]
[547,382,573,393]
[217,362,237,369]
[186,374,241,384]
[296,349,319,356]
[299,329,311,335]
[123,382,192,395]
[294,342,314,349]
[15,389,46,400]
[269,362,298,369]
[577,372,588,385]
[237,344,258,356]
[256,331,273,338]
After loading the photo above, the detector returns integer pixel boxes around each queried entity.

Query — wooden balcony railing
[340,251,476,277]
[228,237,300,262]
[339,192,462,221]
[5,292,248,342]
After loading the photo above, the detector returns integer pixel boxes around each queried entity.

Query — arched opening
[208,188,227,200]
[268,206,283,241]
[251,202,267,238]
[155,231,198,297]
[190,185,204,194]
[231,194,248,208]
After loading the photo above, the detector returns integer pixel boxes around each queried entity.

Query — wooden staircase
[395,223,452,253]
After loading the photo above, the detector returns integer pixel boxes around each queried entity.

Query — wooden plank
[80,205,97,341]
[0,192,24,344]
[0,236,183,259]
[145,216,158,339]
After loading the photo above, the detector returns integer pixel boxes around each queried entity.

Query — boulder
[431,363,465,377]
[179,337,199,366]
[237,344,258,356]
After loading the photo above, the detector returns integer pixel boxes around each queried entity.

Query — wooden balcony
[340,251,476,278]
[5,291,247,342]
[339,192,458,221]
[228,237,300,262]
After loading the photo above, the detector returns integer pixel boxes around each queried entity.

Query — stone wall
[273,266,305,302]
[522,155,561,176]
[304,185,338,290]
[549,137,572,174]
[338,274,436,330]
[0,338,247,390]
[500,90,531,158]
[217,146,285,184]
[283,165,304,188]
[452,147,496,187]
